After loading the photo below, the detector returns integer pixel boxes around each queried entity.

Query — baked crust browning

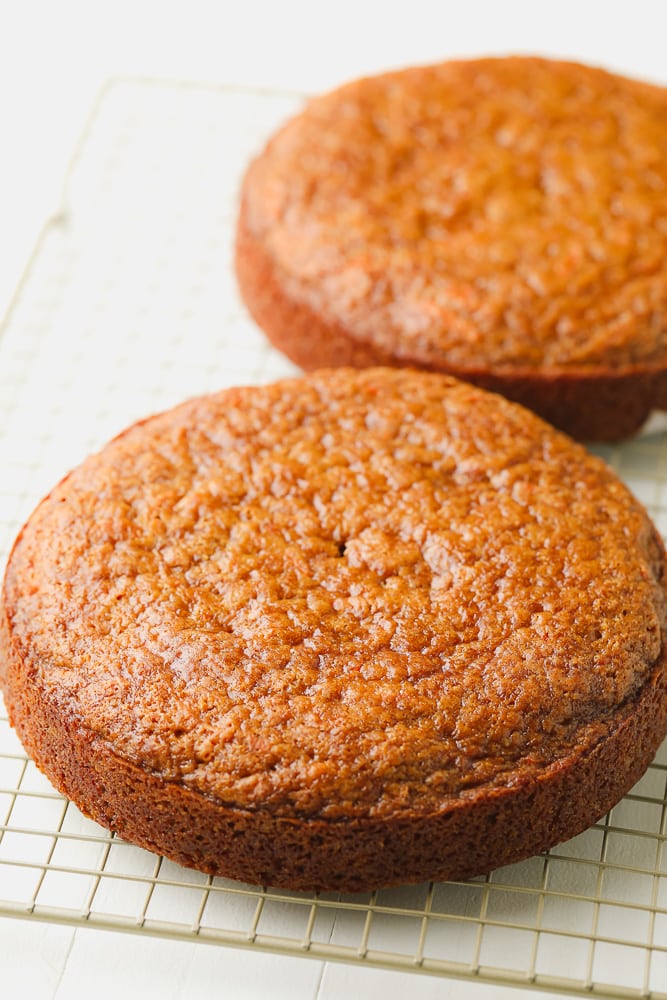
[236,57,667,440]
[1,369,666,888]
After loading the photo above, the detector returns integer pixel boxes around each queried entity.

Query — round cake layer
[236,57,667,440]
[1,368,666,889]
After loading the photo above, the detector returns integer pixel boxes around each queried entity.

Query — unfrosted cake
[1,368,666,890]
[236,57,667,441]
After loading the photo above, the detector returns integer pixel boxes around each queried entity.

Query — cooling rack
[1,77,667,999]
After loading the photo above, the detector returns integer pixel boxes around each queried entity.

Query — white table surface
[1,2,666,997]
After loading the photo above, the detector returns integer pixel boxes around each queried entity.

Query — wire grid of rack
[1,77,667,998]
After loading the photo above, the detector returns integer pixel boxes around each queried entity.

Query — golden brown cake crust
[236,57,667,440]
[1,368,667,889]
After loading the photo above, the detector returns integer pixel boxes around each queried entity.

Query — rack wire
[1,77,667,998]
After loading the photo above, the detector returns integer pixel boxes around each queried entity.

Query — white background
[0,1,666,997]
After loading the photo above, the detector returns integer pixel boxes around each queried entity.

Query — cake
[1,368,666,891]
[236,57,667,441]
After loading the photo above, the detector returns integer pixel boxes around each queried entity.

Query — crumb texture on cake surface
[2,369,666,830]
[239,57,667,373]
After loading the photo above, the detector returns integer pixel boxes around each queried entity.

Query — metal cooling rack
[1,77,667,998]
